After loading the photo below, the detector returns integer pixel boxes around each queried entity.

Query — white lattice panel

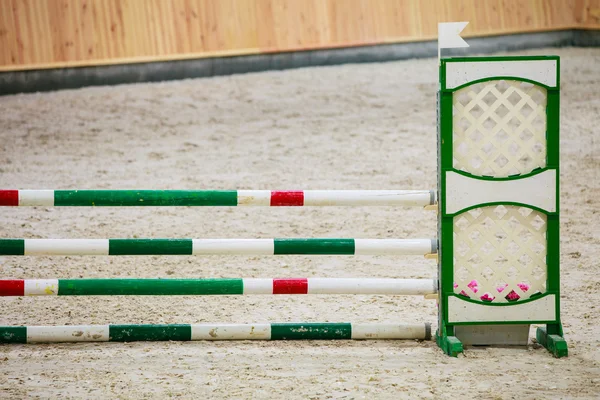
[453,205,547,303]
[453,80,547,178]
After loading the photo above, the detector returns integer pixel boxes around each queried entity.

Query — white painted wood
[452,80,548,178]
[447,294,556,323]
[24,239,109,255]
[354,239,434,255]
[243,279,273,294]
[446,169,556,214]
[455,324,530,346]
[351,323,429,339]
[303,190,434,206]
[24,279,59,296]
[307,278,436,295]
[192,239,274,255]
[191,324,271,340]
[27,325,110,342]
[445,59,558,89]
[237,190,271,206]
[18,190,54,206]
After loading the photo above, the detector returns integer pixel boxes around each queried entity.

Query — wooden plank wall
[1,0,599,72]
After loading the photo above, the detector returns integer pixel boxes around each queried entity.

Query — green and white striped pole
[0,323,432,343]
[0,238,437,256]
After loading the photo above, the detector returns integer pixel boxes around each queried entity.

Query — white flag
[438,22,469,49]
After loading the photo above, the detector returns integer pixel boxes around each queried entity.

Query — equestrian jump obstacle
[0,54,567,357]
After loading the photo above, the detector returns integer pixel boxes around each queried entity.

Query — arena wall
[1,0,599,72]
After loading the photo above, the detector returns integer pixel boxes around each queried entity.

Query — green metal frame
[436,56,567,357]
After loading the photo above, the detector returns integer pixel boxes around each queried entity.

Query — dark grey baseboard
[1,29,598,96]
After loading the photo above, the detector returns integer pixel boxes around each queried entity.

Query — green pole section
[0,327,27,343]
[58,279,244,295]
[274,239,355,255]
[54,190,238,206]
[271,323,352,340]
[109,239,193,255]
[0,239,25,255]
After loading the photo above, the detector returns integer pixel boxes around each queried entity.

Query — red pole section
[0,190,18,206]
[273,278,308,294]
[270,191,304,206]
[0,280,25,296]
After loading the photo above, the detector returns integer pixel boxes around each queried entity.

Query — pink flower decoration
[480,293,495,302]
[467,280,479,293]
[506,291,520,301]
[504,283,530,301]
[496,283,509,293]
[517,283,530,291]
[454,280,531,302]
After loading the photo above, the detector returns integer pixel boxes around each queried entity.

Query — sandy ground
[0,47,599,399]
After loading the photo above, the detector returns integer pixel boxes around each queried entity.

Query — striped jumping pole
[0,278,437,296]
[0,323,432,343]
[0,190,435,207]
[0,238,437,256]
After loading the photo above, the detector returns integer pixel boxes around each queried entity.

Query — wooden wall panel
[576,0,600,27]
[0,0,598,72]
